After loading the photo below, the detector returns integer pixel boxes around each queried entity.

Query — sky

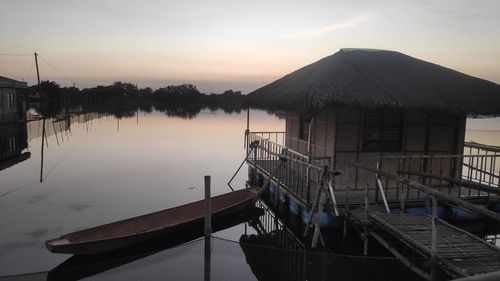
[1,0,499,93]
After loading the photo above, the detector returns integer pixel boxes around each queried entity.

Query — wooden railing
[247,132,336,208]
[249,132,312,206]
[246,130,500,208]
[372,152,500,202]
[251,131,286,146]
[365,142,500,203]
[464,142,500,187]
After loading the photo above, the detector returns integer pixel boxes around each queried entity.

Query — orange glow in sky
[1,0,499,93]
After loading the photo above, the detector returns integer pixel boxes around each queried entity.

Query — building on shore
[0,76,29,170]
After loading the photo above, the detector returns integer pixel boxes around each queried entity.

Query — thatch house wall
[285,108,466,189]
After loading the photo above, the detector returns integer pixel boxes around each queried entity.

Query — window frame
[299,116,310,142]
[362,110,403,152]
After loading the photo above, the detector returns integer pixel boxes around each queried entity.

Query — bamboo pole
[353,163,500,222]
[431,195,438,281]
[369,231,431,280]
[398,170,500,195]
[452,271,500,281]
[364,183,369,256]
[306,118,313,208]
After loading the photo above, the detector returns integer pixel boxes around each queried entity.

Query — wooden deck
[366,212,500,278]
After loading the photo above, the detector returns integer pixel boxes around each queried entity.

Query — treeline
[31,81,247,115]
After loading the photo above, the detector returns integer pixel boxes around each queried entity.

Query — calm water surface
[0,108,283,277]
[0,109,499,279]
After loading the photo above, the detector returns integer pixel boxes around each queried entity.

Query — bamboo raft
[368,212,500,278]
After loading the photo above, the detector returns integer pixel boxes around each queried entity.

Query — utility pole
[34,52,41,87]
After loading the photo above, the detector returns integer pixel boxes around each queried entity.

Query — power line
[38,54,80,87]
[23,61,36,82]
[0,53,32,56]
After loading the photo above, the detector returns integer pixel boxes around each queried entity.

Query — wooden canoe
[47,207,264,281]
[46,187,260,255]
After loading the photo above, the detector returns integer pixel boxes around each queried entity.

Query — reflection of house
[0,76,29,169]
[240,202,420,281]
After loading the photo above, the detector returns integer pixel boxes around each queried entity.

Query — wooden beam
[397,170,500,195]
[353,163,500,222]
[465,142,500,153]
[369,231,431,280]
[451,270,500,281]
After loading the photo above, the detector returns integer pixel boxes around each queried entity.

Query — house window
[7,92,15,109]
[299,116,309,141]
[9,137,16,152]
[7,93,12,109]
[363,111,402,151]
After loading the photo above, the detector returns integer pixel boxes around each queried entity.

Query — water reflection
[46,209,262,281]
[44,202,423,281]
[1,106,497,280]
[0,106,284,277]
[239,202,423,281]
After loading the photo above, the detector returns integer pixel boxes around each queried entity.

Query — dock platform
[351,210,500,278]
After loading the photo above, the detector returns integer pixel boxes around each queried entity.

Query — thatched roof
[248,49,500,115]
[0,76,27,88]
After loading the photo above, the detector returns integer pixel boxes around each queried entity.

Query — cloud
[26,193,48,204]
[0,241,38,256]
[280,15,371,39]
[24,226,62,239]
[68,202,92,212]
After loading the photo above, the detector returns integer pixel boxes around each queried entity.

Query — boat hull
[46,187,259,255]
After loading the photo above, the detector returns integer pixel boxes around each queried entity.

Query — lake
[0,107,499,280]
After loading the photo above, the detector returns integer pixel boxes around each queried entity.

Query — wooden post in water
[204,234,211,281]
[245,108,250,153]
[40,118,45,182]
[204,175,212,236]
[204,175,211,281]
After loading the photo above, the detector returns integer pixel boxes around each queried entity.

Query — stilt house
[245,49,500,279]
[248,49,500,192]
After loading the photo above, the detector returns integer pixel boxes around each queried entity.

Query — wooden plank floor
[368,212,500,277]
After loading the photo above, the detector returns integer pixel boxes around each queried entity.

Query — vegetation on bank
[30,80,248,115]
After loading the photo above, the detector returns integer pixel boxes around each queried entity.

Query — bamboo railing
[247,132,337,208]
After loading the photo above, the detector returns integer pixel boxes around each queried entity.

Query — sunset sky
[1,0,499,93]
